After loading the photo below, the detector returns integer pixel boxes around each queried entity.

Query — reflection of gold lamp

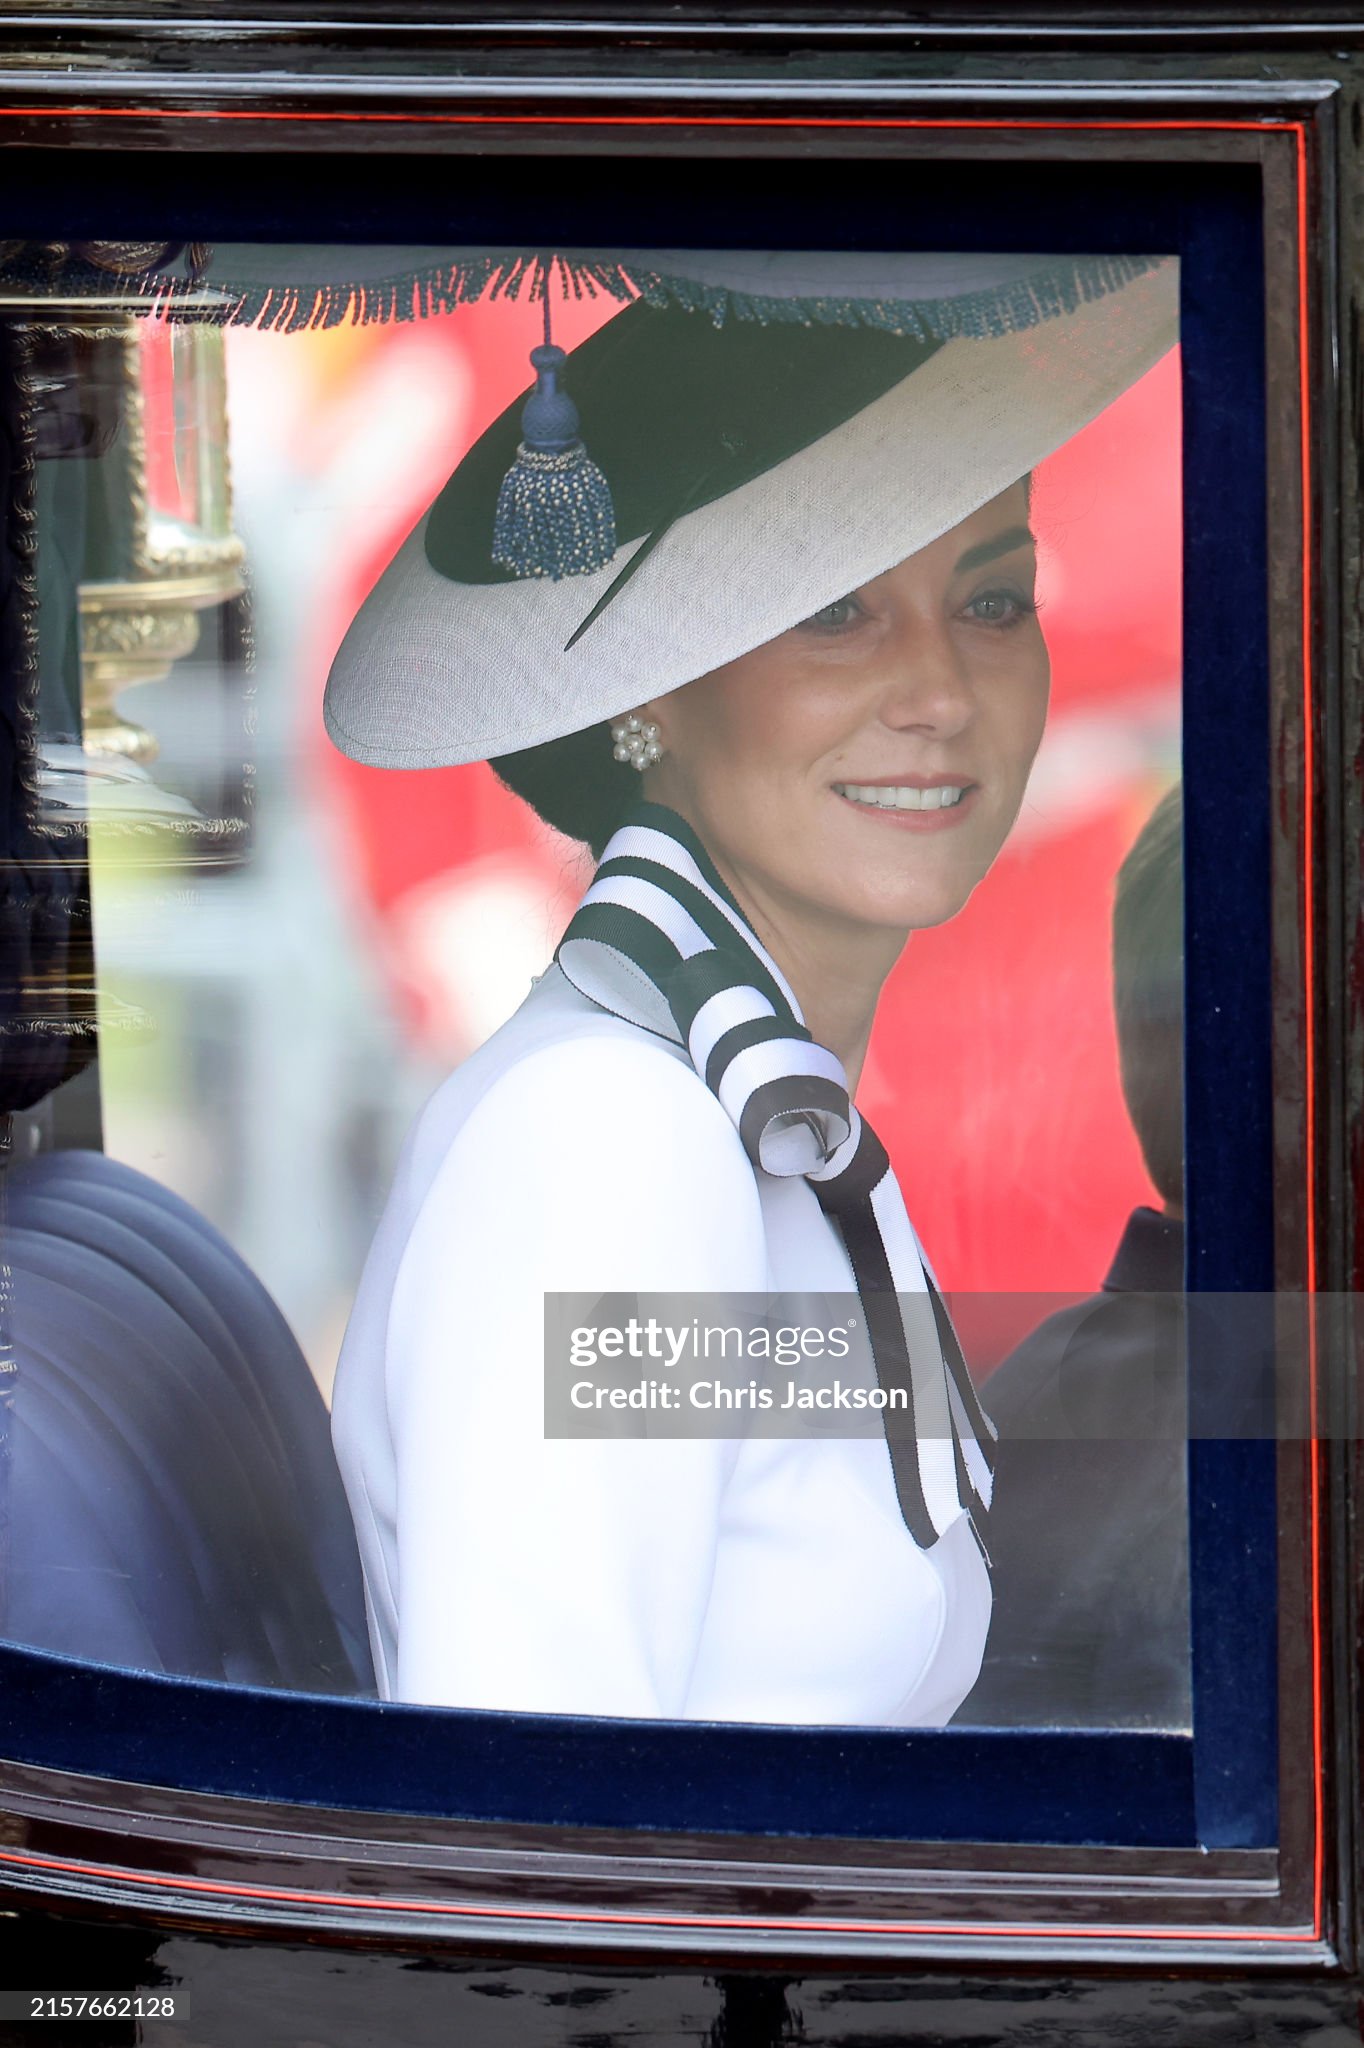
[78,319,244,763]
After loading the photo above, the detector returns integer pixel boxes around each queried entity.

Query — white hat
[324,252,1178,771]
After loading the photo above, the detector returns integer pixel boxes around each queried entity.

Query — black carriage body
[0,5,1360,2043]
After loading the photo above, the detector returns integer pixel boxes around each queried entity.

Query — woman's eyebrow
[953,525,1036,575]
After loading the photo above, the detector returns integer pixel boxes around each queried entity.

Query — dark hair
[1112,781,1183,1210]
[490,721,642,859]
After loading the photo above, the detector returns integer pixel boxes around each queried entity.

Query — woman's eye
[964,586,1037,627]
[798,594,865,633]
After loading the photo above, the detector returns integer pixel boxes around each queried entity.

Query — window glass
[7,248,1186,1732]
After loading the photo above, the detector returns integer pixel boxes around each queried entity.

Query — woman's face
[643,482,1049,936]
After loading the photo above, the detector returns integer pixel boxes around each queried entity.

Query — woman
[325,253,1177,1724]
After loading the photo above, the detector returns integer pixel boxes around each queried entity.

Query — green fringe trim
[0,249,1166,339]
[636,254,1165,342]
[124,253,642,332]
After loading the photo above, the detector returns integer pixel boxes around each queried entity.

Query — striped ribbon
[555,800,995,1554]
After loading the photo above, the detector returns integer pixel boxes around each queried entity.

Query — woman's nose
[874,618,976,738]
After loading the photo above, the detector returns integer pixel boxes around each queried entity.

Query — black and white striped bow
[555,800,995,1554]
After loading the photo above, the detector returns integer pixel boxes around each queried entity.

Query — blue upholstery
[1,1147,374,1694]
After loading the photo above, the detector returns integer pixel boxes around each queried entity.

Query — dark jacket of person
[958,1206,1189,1728]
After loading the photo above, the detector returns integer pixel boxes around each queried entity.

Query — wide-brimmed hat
[323,252,1178,771]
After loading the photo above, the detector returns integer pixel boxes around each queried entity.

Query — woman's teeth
[834,783,967,811]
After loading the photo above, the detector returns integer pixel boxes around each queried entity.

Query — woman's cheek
[999,657,1050,761]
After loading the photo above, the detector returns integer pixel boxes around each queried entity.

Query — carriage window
[2,245,1194,1743]
[8,203,1313,1943]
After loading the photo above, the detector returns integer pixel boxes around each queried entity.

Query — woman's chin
[830,845,999,933]
[815,879,982,935]
[886,892,978,933]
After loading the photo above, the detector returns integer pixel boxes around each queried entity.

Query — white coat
[331,965,991,1724]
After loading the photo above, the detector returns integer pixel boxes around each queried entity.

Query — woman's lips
[831,780,980,830]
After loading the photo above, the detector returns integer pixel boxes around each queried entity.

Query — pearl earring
[611,713,663,773]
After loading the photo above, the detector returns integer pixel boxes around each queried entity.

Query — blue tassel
[492,340,617,580]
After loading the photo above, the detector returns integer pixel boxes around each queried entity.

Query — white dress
[331,965,991,1724]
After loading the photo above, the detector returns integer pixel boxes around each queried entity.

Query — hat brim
[324,261,1178,770]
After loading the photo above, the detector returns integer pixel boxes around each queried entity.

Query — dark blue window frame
[0,153,1275,1849]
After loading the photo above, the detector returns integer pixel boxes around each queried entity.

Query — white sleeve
[384,1032,769,1717]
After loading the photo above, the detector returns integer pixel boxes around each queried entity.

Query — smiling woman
[324,252,1178,1723]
